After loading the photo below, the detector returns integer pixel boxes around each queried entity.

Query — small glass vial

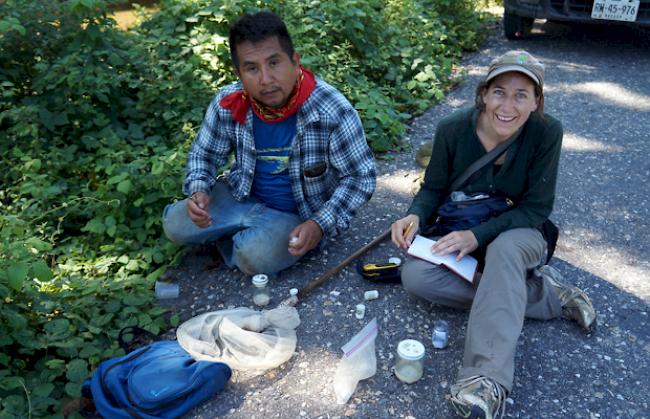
[288,288,299,305]
[431,320,449,349]
[154,281,179,299]
[364,290,379,301]
[252,274,270,307]
[393,339,425,384]
[355,303,366,319]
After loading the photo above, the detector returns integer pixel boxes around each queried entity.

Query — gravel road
[160,17,650,419]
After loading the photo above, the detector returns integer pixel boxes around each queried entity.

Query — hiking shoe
[450,375,507,419]
[536,265,597,333]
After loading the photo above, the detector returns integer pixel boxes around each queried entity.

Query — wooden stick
[296,228,391,301]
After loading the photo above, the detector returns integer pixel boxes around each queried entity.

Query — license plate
[591,0,640,22]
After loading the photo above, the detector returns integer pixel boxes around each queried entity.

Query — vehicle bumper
[504,0,650,26]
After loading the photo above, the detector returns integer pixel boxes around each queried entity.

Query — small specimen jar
[364,290,379,301]
[288,288,299,305]
[355,303,366,319]
[252,274,270,307]
[393,339,425,384]
[431,320,449,349]
[154,281,179,299]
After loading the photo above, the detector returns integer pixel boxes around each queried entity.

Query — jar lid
[397,339,425,361]
[388,257,402,266]
[252,274,268,286]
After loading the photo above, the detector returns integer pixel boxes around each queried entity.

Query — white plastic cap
[289,288,298,296]
[397,339,425,361]
[252,274,269,287]
[388,257,402,266]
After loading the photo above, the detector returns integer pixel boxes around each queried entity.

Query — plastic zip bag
[332,318,378,404]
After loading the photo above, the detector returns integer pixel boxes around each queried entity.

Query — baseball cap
[485,50,545,88]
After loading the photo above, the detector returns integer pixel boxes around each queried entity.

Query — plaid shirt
[184,79,376,239]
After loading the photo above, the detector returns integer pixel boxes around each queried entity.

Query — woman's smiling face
[480,72,539,141]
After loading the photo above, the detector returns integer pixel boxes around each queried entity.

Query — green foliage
[140,0,487,151]
[0,0,488,416]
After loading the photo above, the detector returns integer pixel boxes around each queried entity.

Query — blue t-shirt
[251,114,298,213]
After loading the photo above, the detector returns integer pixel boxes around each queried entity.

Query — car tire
[504,11,534,39]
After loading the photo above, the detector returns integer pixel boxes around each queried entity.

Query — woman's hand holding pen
[391,214,419,250]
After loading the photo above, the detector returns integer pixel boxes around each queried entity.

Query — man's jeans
[162,182,302,275]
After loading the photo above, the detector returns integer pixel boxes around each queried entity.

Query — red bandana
[220,66,316,125]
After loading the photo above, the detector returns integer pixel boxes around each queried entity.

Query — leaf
[83,218,105,234]
[7,262,28,291]
[122,293,147,306]
[44,318,71,340]
[108,53,125,66]
[32,260,53,281]
[0,376,24,391]
[91,313,114,327]
[45,359,66,370]
[32,383,55,398]
[117,179,132,194]
[125,260,139,271]
[151,161,164,175]
[65,381,82,397]
[79,344,102,359]
[66,359,88,383]
[107,173,128,185]
[38,107,55,131]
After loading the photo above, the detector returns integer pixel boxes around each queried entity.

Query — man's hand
[431,230,478,261]
[187,192,212,228]
[391,214,420,250]
[288,220,323,257]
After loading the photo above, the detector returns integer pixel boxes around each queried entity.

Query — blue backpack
[83,340,231,419]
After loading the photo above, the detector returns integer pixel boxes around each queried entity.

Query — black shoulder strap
[450,130,521,191]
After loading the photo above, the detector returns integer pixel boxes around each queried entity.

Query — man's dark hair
[228,11,295,70]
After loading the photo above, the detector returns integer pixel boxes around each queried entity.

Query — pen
[403,221,415,241]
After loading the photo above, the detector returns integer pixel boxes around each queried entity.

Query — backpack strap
[450,129,521,191]
[541,219,559,264]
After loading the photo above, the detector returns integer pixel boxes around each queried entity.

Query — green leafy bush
[0,0,488,416]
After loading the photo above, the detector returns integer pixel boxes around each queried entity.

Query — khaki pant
[401,228,563,392]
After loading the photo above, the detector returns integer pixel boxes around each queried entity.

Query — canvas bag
[85,340,231,419]
[176,306,300,376]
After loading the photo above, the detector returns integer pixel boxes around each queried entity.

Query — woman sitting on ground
[391,50,596,419]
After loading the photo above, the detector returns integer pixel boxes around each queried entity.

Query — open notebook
[407,235,478,283]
